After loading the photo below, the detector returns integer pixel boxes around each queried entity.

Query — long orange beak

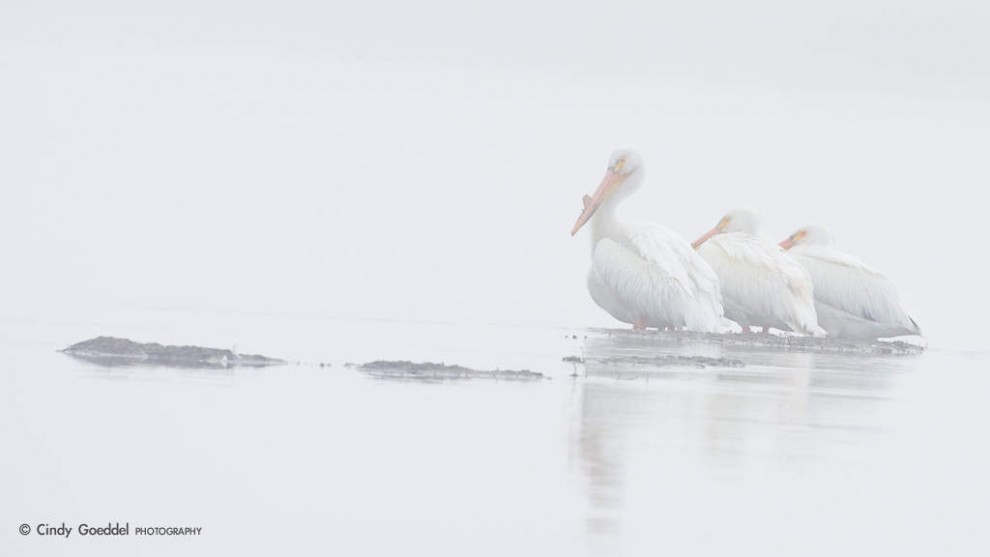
[691,228,720,250]
[570,169,626,236]
[779,237,796,250]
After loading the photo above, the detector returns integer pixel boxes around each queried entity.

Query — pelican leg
[742,326,753,334]
[633,317,647,331]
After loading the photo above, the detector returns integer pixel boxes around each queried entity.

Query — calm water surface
[3,308,989,556]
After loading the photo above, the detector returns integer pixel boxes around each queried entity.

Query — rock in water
[61,336,283,368]
[356,360,544,381]
[591,328,925,355]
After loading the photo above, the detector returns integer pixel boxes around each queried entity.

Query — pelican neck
[590,199,623,246]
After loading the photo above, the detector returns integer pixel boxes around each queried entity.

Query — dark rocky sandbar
[592,329,925,355]
[356,360,544,381]
[566,354,745,368]
[61,336,284,368]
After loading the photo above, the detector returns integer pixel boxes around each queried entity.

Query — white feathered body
[697,233,818,334]
[587,222,724,331]
[789,245,920,339]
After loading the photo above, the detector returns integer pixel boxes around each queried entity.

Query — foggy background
[2,0,988,349]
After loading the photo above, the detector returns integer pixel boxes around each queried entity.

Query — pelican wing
[790,246,919,332]
[591,223,723,330]
[699,233,817,333]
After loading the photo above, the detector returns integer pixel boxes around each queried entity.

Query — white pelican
[780,225,922,339]
[691,209,818,334]
[570,149,723,331]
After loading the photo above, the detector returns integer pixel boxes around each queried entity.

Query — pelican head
[570,148,644,236]
[691,208,761,249]
[780,225,834,250]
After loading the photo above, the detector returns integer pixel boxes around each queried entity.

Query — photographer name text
[22,522,202,538]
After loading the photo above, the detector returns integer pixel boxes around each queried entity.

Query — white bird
[691,209,818,334]
[780,225,922,339]
[570,149,723,331]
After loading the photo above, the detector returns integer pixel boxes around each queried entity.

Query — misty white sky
[1,1,988,349]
